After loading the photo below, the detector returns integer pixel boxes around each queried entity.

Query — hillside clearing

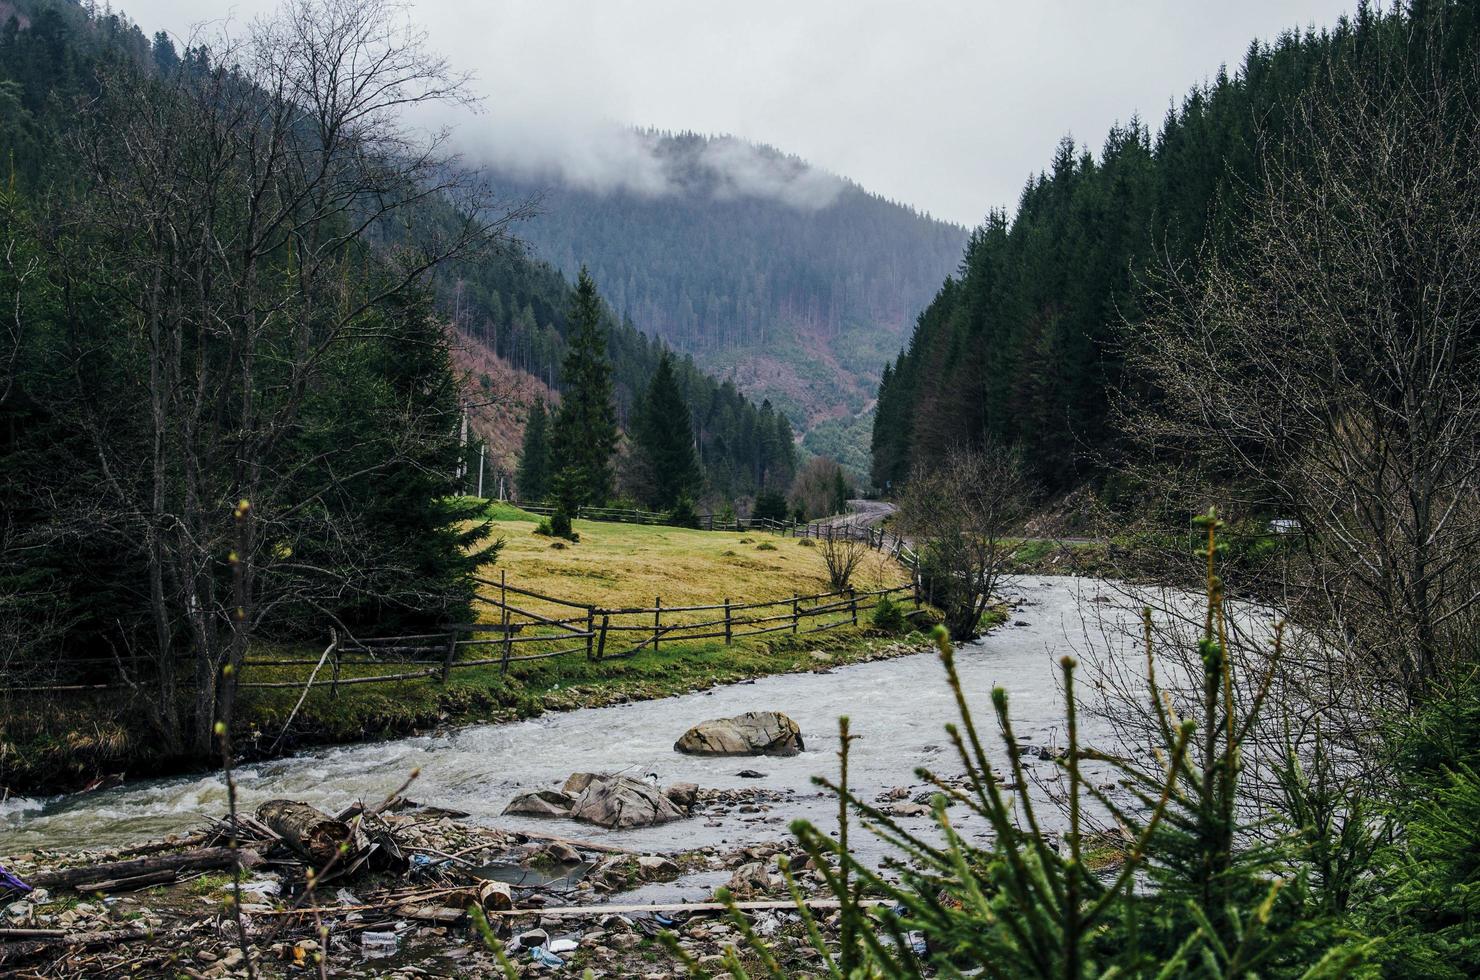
[478,503,909,623]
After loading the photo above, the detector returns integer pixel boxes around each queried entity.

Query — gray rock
[636,855,679,878]
[664,781,700,810]
[723,862,775,899]
[888,802,932,817]
[562,772,607,795]
[570,775,686,829]
[674,711,804,757]
[502,789,575,818]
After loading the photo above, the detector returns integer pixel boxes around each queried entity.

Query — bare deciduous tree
[900,443,1033,641]
[36,0,531,755]
[1120,41,1480,703]
[818,533,870,592]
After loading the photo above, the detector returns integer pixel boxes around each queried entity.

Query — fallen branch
[492,898,889,917]
[512,830,633,855]
[29,848,263,890]
[0,924,150,963]
[84,869,179,893]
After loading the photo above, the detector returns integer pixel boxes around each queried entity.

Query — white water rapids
[2,577,1147,864]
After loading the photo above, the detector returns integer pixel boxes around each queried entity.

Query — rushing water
[2,577,1144,863]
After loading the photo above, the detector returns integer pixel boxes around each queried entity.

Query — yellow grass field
[477,505,908,627]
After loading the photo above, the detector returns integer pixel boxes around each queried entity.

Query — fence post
[329,627,340,700]
[440,629,458,682]
[585,606,595,660]
[654,597,662,654]
[724,598,732,644]
[500,569,513,674]
[850,588,858,626]
[792,594,800,634]
[596,614,609,660]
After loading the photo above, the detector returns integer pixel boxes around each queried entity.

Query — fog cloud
[456,115,848,210]
[122,0,1356,226]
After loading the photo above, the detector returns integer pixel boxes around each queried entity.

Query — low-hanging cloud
[454,108,848,210]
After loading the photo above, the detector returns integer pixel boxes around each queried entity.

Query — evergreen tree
[633,350,701,509]
[516,398,552,502]
[549,267,618,505]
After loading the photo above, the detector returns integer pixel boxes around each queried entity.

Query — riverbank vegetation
[1,504,917,795]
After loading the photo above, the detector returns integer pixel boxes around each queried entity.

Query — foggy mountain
[479,130,967,454]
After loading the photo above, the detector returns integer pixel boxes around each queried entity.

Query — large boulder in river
[501,788,575,818]
[674,711,804,757]
[569,775,686,829]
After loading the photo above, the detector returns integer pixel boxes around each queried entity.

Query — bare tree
[35,0,531,755]
[818,533,870,592]
[1120,36,1480,702]
[899,443,1033,641]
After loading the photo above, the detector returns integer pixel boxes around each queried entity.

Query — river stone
[664,781,700,809]
[723,862,775,899]
[562,772,607,795]
[569,775,685,829]
[502,788,575,818]
[674,711,804,757]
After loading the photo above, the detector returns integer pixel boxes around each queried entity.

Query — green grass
[2,512,919,795]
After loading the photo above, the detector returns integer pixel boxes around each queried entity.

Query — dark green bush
[870,595,905,633]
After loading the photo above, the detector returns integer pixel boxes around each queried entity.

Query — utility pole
[476,444,486,498]
[456,402,469,494]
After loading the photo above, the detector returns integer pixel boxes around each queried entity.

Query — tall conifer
[633,350,701,509]
[550,267,618,505]
[516,398,552,502]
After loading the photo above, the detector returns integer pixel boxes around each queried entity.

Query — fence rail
[229,576,917,693]
[5,506,920,697]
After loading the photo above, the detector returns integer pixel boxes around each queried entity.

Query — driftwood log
[256,800,352,865]
[0,924,150,964]
[28,848,263,890]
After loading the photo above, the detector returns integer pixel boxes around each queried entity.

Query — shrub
[797,537,816,547]
[667,494,700,529]
[870,595,905,633]
[755,542,777,552]
[533,519,553,536]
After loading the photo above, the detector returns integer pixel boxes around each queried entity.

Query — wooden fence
[233,576,918,693]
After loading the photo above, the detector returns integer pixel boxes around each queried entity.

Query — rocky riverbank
[1,789,863,979]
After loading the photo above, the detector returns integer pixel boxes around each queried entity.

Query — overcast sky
[123,0,1356,227]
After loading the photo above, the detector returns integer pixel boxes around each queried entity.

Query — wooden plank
[491,898,888,918]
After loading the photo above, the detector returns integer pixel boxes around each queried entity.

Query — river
[1,576,1144,864]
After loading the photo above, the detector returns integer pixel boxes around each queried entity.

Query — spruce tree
[549,267,618,505]
[516,398,552,502]
[633,350,701,509]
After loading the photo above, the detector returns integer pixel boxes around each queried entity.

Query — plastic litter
[548,938,579,954]
[530,946,564,967]
[362,930,399,958]
[654,912,677,928]
[237,876,282,897]
[0,863,31,896]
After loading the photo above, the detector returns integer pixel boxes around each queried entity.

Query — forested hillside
[0,0,794,511]
[0,0,800,752]
[872,0,1480,494]
[438,241,798,505]
[481,132,967,438]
